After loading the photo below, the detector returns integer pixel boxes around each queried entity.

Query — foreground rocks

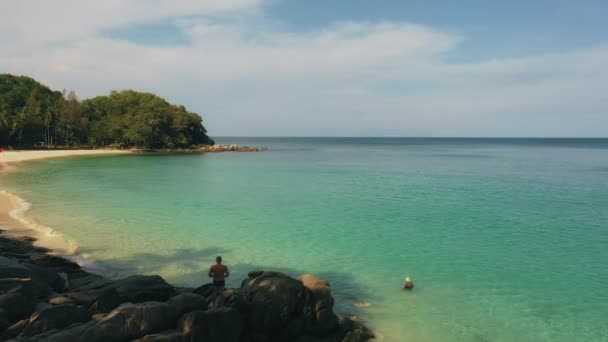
[0,232,373,341]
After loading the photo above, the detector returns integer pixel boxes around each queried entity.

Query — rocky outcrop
[148,144,267,153]
[197,144,265,152]
[20,304,90,336]
[178,308,242,342]
[0,232,373,341]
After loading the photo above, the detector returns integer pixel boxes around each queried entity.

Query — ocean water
[1,138,608,341]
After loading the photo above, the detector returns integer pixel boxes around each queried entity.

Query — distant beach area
[0,149,131,165]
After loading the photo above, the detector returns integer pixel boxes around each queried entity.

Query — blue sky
[1,0,607,136]
[270,0,608,58]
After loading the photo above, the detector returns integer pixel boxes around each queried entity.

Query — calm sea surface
[2,138,608,341]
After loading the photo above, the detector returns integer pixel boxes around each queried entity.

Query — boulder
[192,283,214,298]
[26,254,81,273]
[0,278,34,295]
[3,319,28,339]
[167,293,208,316]
[0,256,32,279]
[80,301,175,342]
[22,263,68,292]
[240,270,308,339]
[68,274,112,292]
[133,330,186,342]
[91,288,123,314]
[61,294,205,341]
[291,336,334,342]
[336,316,374,342]
[0,286,38,321]
[298,274,339,335]
[0,235,48,261]
[20,304,90,336]
[63,291,99,307]
[15,321,95,342]
[217,288,248,312]
[178,308,242,342]
[103,275,175,302]
[0,308,9,332]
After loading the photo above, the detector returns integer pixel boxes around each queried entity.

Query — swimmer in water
[402,276,414,290]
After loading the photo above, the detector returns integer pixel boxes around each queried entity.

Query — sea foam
[1,190,85,261]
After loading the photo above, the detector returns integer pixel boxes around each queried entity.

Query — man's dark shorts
[213,279,225,287]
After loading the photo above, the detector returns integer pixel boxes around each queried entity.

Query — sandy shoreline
[0,190,23,228]
[0,149,131,164]
[0,149,130,253]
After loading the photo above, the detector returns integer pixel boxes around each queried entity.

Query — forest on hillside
[0,74,214,149]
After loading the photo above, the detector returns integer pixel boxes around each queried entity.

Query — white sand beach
[0,149,130,165]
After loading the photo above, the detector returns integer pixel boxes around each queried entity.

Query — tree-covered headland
[0,74,214,149]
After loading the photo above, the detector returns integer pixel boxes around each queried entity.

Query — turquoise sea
[1,138,608,341]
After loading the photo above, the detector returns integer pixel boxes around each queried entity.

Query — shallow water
[2,138,608,341]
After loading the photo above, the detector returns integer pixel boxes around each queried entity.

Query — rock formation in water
[0,232,373,342]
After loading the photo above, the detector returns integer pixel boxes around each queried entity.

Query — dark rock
[19,321,96,342]
[192,284,244,309]
[63,291,99,307]
[133,330,186,342]
[0,308,9,332]
[292,336,334,342]
[91,313,107,321]
[68,274,112,292]
[177,310,197,337]
[20,304,90,336]
[167,293,208,316]
[0,278,34,295]
[192,283,214,298]
[336,316,374,342]
[0,286,38,321]
[4,319,28,339]
[0,234,49,262]
[298,274,339,335]
[240,270,307,339]
[178,308,242,342]
[102,275,175,302]
[217,288,248,312]
[22,263,68,292]
[80,301,175,342]
[27,254,81,272]
[200,307,243,342]
[0,256,32,279]
[91,288,122,314]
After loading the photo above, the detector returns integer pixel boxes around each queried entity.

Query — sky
[0,0,607,137]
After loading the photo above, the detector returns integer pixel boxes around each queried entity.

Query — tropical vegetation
[0,74,214,149]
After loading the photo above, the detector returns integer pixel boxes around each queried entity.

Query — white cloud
[0,1,606,136]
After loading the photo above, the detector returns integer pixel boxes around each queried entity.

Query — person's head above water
[403,276,414,289]
[216,256,222,263]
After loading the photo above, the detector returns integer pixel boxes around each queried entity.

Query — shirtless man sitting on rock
[208,255,229,294]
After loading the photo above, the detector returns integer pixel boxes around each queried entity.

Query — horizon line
[213,136,608,139]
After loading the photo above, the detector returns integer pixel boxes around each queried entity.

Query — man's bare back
[209,263,229,281]
[208,256,229,290]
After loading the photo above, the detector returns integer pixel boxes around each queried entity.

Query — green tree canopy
[0,74,214,148]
